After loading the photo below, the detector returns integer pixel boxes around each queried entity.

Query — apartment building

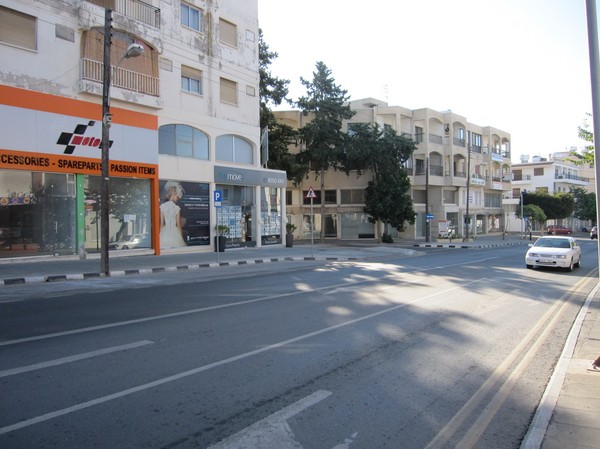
[506,154,593,233]
[0,0,286,257]
[277,98,512,241]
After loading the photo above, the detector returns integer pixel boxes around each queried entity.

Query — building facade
[506,154,593,233]
[0,0,286,257]
[277,98,512,241]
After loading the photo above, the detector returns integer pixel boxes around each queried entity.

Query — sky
[258,0,594,163]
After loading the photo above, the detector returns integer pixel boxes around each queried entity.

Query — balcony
[81,58,160,97]
[555,174,590,183]
[87,0,160,28]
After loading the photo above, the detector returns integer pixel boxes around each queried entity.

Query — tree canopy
[571,186,597,223]
[296,61,355,241]
[342,123,416,232]
[519,191,574,220]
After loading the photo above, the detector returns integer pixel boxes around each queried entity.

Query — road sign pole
[310,197,314,258]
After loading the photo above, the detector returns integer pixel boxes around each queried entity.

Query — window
[220,77,238,104]
[181,2,201,31]
[286,190,292,206]
[216,135,253,164]
[415,126,424,144]
[341,189,365,204]
[159,124,209,160]
[324,190,337,204]
[302,190,336,205]
[534,167,544,176]
[181,66,202,94]
[0,6,36,50]
[484,193,501,208]
[219,18,237,47]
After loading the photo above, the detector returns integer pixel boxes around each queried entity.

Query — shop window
[181,2,202,31]
[181,66,202,94]
[0,6,36,50]
[215,184,255,247]
[220,77,238,104]
[159,124,209,160]
[216,135,253,164]
[341,212,374,239]
[85,176,151,252]
[261,187,282,244]
[219,18,237,47]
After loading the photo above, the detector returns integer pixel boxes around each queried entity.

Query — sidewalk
[0,234,526,286]
[521,283,600,449]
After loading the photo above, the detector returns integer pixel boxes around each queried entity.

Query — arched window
[159,124,209,160]
[216,135,253,164]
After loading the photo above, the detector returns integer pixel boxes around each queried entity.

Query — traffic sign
[214,190,222,207]
[426,214,434,220]
[306,187,317,199]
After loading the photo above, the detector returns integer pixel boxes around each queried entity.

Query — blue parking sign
[214,190,222,207]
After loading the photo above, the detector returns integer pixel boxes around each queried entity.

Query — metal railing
[87,0,160,28]
[555,174,590,182]
[453,137,466,147]
[81,58,160,97]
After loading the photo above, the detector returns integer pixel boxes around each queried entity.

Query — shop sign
[214,166,287,187]
[0,149,157,178]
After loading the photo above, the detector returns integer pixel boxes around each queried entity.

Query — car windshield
[535,238,570,249]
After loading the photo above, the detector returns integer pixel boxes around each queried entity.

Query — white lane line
[207,390,332,449]
[0,340,153,378]
[0,258,496,348]
[0,278,485,435]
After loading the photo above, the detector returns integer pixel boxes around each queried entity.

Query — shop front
[214,166,286,248]
[0,86,158,257]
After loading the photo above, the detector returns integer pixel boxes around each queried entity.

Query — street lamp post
[100,8,144,276]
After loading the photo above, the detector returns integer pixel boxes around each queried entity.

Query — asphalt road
[0,241,598,449]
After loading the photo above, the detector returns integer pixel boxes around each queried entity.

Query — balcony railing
[428,134,443,145]
[87,0,160,28]
[556,174,590,182]
[81,58,160,97]
[453,137,466,147]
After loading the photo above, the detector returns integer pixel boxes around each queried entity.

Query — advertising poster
[159,180,210,248]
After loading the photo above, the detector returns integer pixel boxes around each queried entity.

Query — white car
[525,236,581,271]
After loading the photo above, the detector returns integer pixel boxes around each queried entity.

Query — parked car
[111,234,150,250]
[591,226,598,239]
[546,225,572,235]
[525,236,581,271]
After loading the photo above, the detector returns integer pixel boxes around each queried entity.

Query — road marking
[0,340,153,378]
[0,278,484,435]
[424,274,593,449]
[207,390,332,449]
[0,258,497,348]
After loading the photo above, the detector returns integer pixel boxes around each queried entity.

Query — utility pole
[586,0,600,277]
[100,8,112,276]
[425,157,430,242]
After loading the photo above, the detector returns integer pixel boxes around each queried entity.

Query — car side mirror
[528,243,533,247]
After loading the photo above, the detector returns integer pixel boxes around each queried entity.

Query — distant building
[506,155,593,233]
[276,98,512,241]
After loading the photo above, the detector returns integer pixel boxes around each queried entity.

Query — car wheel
[566,258,574,272]
[526,264,533,269]
[123,245,129,249]
[575,256,581,268]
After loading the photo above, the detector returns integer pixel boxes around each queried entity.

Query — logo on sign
[56,121,112,155]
